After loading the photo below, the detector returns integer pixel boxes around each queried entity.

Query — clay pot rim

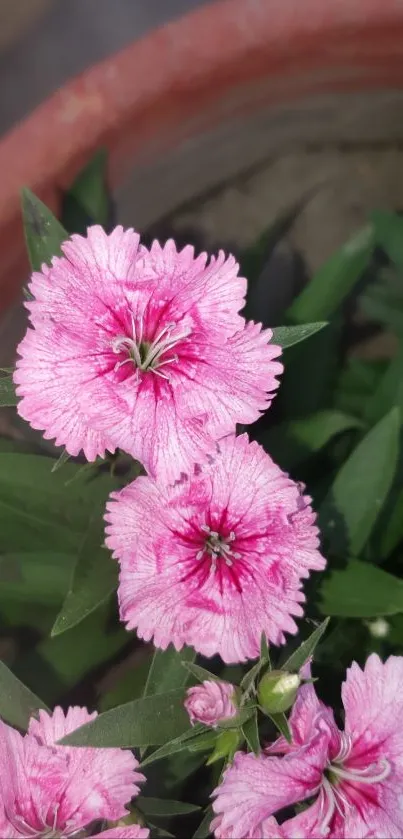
[2,0,403,211]
[1,0,403,310]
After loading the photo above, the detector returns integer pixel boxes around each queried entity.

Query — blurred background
[1,0,403,417]
[0,0,206,134]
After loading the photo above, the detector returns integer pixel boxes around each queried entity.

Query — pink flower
[212,654,403,838]
[185,680,238,727]
[0,706,145,838]
[105,433,325,662]
[14,226,282,481]
[92,829,149,838]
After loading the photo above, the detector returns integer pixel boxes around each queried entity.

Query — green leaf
[287,225,374,323]
[260,632,270,663]
[0,551,74,604]
[372,210,403,273]
[259,411,363,470]
[147,827,174,839]
[272,322,327,349]
[0,452,115,553]
[60,688,191,748]
[320,560,403,617]
[51,509,118,636]
[140,725,205,768]
[217,706,254,730]
[279,316,342,420]
[0,375,17,407]
[21,188,67,271]
[51,449,71,473]
[182,662,221,684]
[242,711,261,755]
[143,646,196,698]
[364,351,403,425]
[62,150,109,233]
[100,653,152,711]
[240,660,266,695]
[268,712,291,743]
[0,660,49,729]
[282,619,330,673]
[193,807,213,839]
[335,358,387,419]
[137,797,200,817]
[319,408,400,555]
[378,487,403,559]
[187,731,219,752]
[15,604,127,704]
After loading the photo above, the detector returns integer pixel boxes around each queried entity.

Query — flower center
[112,314,190,380]
[318,734,391,835]
[196,525,241,572]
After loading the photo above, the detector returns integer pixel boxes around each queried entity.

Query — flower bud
[184,680,238,728]
[257,669,300,715]
[206,729,242,765]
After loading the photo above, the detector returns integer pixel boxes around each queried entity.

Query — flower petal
[212,746,325,838]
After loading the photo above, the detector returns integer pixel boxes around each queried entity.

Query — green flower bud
[206,729,242,765]
[257,669,300,715]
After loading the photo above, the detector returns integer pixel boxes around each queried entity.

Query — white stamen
[319,776,336,835]
[330,758,391,785]
[197,525,241,572]
[333,733,353,764]
[111,314,190,377]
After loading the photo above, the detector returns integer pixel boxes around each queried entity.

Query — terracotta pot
[1,0,403,313]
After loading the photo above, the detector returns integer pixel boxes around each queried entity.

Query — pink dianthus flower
[105,433,325,662]
[14,226,282,481]
[93,829,149,838]
[185,679,237,727]
[212,654,403,838]
[0,706,145,838]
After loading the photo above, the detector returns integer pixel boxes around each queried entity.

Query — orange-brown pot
[1,0,403,312]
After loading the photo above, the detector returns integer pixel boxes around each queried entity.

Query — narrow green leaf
[282,619,330,674]
[0,452,116,554]
[15,604,127,704]
[372,210,403,273]
[288,225,374,322]
[378,487,403,559]
[137,797,200,817]
[319,408,400,555]
[272,322,327,349]
[320,560,403,618]
[364,351,403,425]
[100,654,152,711]
[147,826,174,839]
[183,662,220,684]
[51,449,71,473]
[259,410,362,470]
[0,375,17,407]
[60,688,190,748]
[260,633,270,664]
[242,711,261,755]
[187,731,219,752]
[240,660,265,695]
[51,510,118,636]
[140,725,205,768]
[0,551,74,604]
[268,712,291,743]
[219,706,255,729]
[0,660,49,729]
[193,807,214,839]
[21,188,67,271]
[143,646,196,698]
[62,150,109,232]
